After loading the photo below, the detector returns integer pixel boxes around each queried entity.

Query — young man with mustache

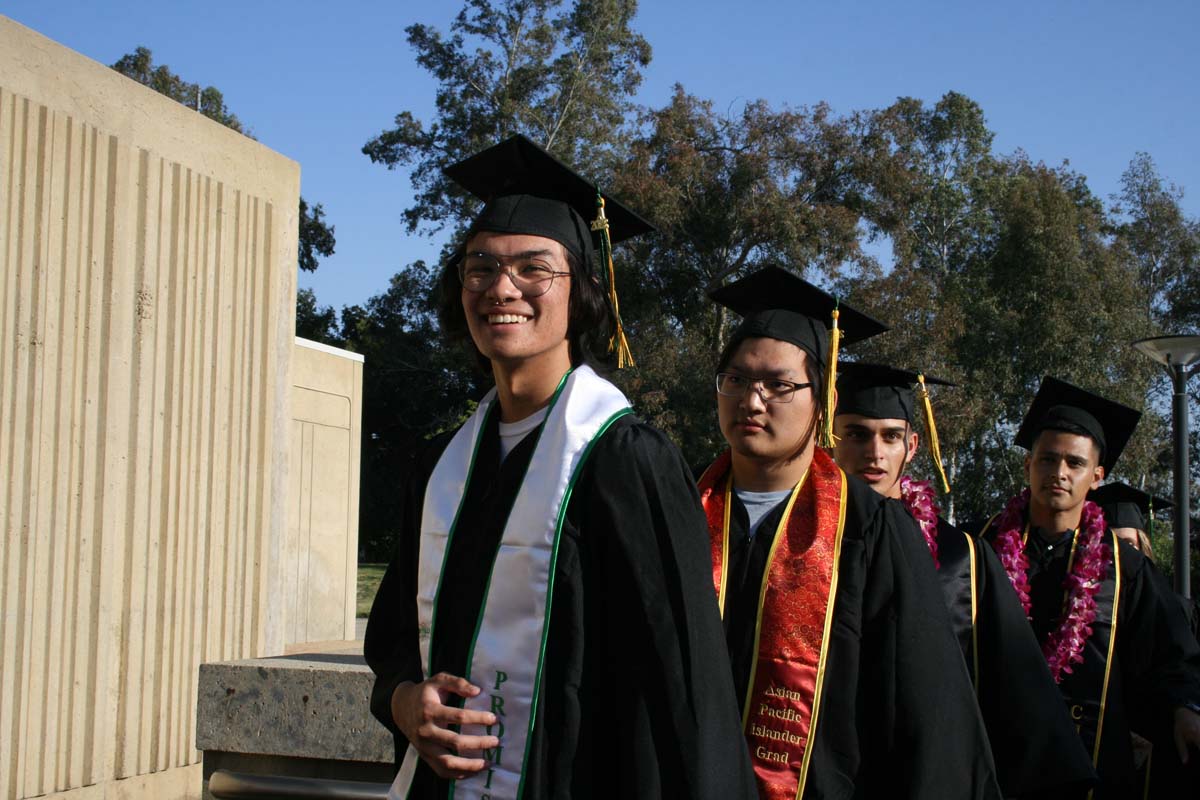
[978,377,1200,798]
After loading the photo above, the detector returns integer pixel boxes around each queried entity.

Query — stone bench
[197,644,394,799]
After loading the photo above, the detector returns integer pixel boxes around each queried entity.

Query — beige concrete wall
[286,338,363,646]
[0,16,299,800]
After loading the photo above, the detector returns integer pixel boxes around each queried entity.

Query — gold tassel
[591,193,634,368]
[819,307,842,448]
[918,374,952,494]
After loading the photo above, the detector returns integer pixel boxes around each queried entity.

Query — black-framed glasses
[458,251,572,296]
[715,372,814,404]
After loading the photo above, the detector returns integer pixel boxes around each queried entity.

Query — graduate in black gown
[364,136,755,799]
[831,363,1097,798]
[1089,482,1200,797]
[978,377,1200,798]
[696,268,1002,799]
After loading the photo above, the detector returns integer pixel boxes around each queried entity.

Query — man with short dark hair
[979,377,1200,798]
[697,267,1002,798]
[831,363,1097,798]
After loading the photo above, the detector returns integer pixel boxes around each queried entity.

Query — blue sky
[5,1,1198,312]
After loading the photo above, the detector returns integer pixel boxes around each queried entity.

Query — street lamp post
[1132,335,1200,599]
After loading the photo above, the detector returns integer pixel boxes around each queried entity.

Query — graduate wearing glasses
[698,267,1001,799]
[365,136,755,800]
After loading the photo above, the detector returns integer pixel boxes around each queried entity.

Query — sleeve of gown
[581,422,757,800]
[861,499,1003,800]
[362,444,441,757]
[1117,547,1200,729]
[973,538,1098,797]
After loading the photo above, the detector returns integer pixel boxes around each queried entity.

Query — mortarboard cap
[709,266,888,447]
[1089,482,1172,531]
[443,134,654,367]
[708,266,888,368]
[835,362,956,492]
[443,134,654,264]
[1014,376,1141,474]
[835,363,954,423]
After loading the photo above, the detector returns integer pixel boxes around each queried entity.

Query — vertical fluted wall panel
[0,17,299,800]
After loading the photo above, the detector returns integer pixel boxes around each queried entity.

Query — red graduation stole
[697,448,848,800]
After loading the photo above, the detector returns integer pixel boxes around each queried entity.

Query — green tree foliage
[849,99,1170,525]
[1110,153,1200,329]
[112,46,248,134]
[296,288,340,343]
[299,197,337,273]
[608,86,878,463]
[362,0,651,235]
[111,46,338,330]
[357,6,1199,579]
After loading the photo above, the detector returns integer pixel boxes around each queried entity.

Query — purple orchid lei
[993,488,1112,683]
[899,476,940,569]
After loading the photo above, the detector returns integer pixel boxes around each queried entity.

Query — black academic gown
[933,518,1098,798]
[365,412,756,800]
[980,523,1200,799]
[723,475,1002,799]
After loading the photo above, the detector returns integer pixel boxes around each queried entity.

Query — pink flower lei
[899,476,940,568]
[992,488,1112,683]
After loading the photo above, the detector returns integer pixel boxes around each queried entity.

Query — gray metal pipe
[1172,362,1192,599]
[208,770,390,800]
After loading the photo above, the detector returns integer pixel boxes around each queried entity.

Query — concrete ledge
[197,652,393,765]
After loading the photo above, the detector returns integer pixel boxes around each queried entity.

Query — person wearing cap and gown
[831,363,1097,798]
[1090,484,1200,643]
[1089,483,1172,562]
[696,267,1002,799]
[1089,482,1200,798]
[364,135,756,800]
[978,376,1200,798]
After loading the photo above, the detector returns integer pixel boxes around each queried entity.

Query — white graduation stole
[390,365,631,800]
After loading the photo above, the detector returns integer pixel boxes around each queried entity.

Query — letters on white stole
[390,366,630,799]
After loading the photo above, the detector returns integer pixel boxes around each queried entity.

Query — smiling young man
[831,363,1097,798]
[364,136,755,800]
[697,268,1001,799]
[980,376,1200,798]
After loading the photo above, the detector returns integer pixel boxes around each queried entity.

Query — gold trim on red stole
[698,451,733,616]
[698,449,848,800]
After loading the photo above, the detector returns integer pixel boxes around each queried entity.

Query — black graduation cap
[835,363,954,423]
[708,267,888,368]
[1014,376,1142,474]
[834,362,956,492]
[443,134,654,265]
[1089,482,1173,531]
[443,134,654,366]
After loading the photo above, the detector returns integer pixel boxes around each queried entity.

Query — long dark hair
[437,237,616,371]
[717,333,826,457]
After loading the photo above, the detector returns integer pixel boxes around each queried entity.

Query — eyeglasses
[715,372,814,404]
[458,252,572,297]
